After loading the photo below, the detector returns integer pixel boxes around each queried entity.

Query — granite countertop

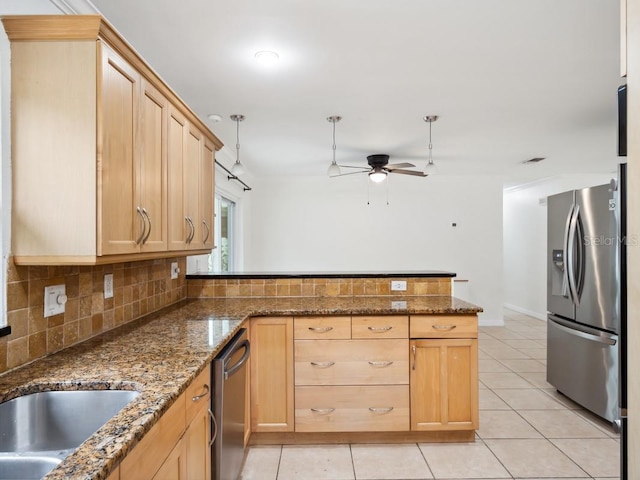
[0,295,481,480]
[186,270,457,279]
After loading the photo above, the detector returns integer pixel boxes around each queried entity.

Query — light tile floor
[240,309,620,479]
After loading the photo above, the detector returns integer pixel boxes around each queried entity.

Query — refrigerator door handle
[563,203,576,303]
[549,316,617,346]
[567,204,581,306]
[575,206,585,299]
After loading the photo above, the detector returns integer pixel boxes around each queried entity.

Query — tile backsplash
[187,276,452,299]
[0,257,187,374]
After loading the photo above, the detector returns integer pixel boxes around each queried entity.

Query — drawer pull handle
[432,324,457,331]
[192,384,210,402]
[308,326,333,333]
[368,361,393,367]
[412,345,417,370]
[368,326,392,332]
[310,361,335,368]
[369,407,394,414]
[310,408,335,414]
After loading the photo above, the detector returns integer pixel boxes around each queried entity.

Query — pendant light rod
[230,114,246,175]
[327,115,342,176]
[423,115,439,171]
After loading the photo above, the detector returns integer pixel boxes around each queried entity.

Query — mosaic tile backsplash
[1,257,187,374]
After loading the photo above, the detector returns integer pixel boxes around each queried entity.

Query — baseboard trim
[503,303,547,321]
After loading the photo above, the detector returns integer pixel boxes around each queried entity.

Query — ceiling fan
[326,116,428,182]
[331,154,428,183]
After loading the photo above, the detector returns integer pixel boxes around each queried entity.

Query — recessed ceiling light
[207,114,222,123]
[254,50,279,66]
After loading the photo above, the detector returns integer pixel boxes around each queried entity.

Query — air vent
[522,157,546,164]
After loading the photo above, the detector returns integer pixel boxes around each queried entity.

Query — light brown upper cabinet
[167,109,216,250]
[3,15,222,265]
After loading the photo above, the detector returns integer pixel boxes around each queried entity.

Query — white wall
[503,172,619,319]
[245,174,504,325]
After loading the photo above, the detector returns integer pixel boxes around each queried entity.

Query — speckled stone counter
[0,295,481,480]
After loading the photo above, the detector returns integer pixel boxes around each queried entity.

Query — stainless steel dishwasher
[212,328,250,480]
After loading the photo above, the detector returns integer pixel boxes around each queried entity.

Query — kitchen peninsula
[0,271,481,480]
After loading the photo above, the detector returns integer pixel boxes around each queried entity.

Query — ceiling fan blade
[386,162,415,170]
[330,170,369,178]
[338,164,370,169]
[389,169,428,177]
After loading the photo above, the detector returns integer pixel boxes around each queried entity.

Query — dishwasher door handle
[224,339,251,380]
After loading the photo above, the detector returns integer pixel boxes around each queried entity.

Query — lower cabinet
[120,365,211,480]
[248,314,478,440]
[249,316,294,432]
[409,314,479,432]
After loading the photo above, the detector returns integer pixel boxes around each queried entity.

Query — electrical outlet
[391,300,407,310]
[104,274,114,299]
[391,280,407,291]
[44,284,67,317]
[171,262,180,279]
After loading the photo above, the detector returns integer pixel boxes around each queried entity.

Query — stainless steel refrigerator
[546,168,625,432]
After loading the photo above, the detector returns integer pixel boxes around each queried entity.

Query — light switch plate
[44,284,66,317]
[171,262,180,279]
[104,274,114,299]
[391,280,407,291]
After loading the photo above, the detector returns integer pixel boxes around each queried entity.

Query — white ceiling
[5,0,625,186]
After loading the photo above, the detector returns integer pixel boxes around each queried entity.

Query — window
[210,194,236,272]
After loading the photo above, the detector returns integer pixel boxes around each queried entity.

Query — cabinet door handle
[310,408,335,414]
[432,324,457,331]
[368,325,392,332]
[308,326,333,333]
[185,216,195,243]
[368,361,393,367]
[192,384,210,402]
[202,220,210,244]
[369,407,394,414]
[208,408,218,447]
[141,208,152,244]
[310,361,335,368]
[135,207,146,245]
[411,345,417,370]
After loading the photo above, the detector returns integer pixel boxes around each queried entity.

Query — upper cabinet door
[167,107,189,251]
[184,126,203,250]
[200,138,216,249]
[139,79,169,253]
[98,42,140,256]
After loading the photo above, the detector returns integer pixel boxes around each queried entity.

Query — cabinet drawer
[352,315,408,339]
[295,385,409,432]
[295,339,408,385]
[185,365,211,425]
[410,315,478,338]
[294,316,351,339]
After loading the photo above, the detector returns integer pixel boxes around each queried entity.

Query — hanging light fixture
[230,114,246,176]
[368,168,387,183]
[423,115,439,173]
[327,115,342,176]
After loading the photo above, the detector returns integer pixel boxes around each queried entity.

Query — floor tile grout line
[415,441,437,480]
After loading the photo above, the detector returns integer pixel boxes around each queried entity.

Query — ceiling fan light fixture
[369,169,387,183]
[230,114,246,176]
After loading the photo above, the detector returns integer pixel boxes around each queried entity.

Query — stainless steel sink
[0,390,139,452]
[0,454,62,480]
[0,389,139,479]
